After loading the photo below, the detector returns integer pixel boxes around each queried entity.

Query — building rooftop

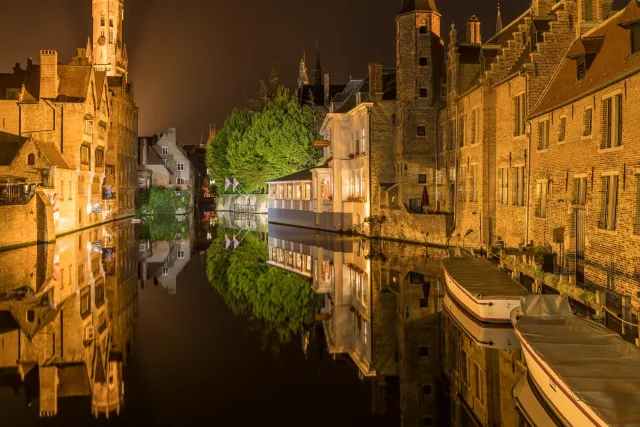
[531,1,640,117]
[400,0,439,14]
[266,168,314,183]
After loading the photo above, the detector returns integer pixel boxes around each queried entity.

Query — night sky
[0,0,627,144]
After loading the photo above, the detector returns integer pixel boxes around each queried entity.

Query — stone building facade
[0,0,138,249]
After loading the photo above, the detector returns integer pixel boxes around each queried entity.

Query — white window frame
[599,173,619,231]
[176,177,185,185]
[177,163,185,171]
[162,146,169,155]
[177,250,185,259]
[602,93,623,150]
[162,266,169,276]
[85,119,94,135]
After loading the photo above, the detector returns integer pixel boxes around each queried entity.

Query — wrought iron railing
[0,181,36,205]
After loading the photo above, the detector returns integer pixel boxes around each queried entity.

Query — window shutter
[602,99,611,149]
[617,95,623,147]
[611,175,618,229]
[600,176,609,228]
[514,97,519,137]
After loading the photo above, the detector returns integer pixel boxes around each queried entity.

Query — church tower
[395,0,445,207]
[92,0,127,78]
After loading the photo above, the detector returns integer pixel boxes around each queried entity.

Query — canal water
[0,212,532,426]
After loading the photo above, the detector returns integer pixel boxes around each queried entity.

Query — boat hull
[513,327,604,427]
[443,268,520,323]
[443,292,519,349]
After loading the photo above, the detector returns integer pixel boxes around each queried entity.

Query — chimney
[323,72,331,105]
[368,63,384,102]
[466,16,481,44]
[532,0,555,16]
[39,50,59,99]
[13,63,21,74]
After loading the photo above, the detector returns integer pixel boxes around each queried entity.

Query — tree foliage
[206,232,318,343]
[206,72,323,194]
[136,188,190,216]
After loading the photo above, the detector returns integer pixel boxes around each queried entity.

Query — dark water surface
[0,214,533,426]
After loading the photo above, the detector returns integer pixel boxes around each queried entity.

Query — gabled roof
[57,66,92,102]
[34,139,71,169]
[531,1,640,117]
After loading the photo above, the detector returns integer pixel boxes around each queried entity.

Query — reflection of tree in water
[139,215,190,242]
[206,232,319,344]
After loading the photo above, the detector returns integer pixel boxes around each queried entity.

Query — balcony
[0,177,36,205]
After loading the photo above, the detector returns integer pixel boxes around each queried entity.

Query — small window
[419,57,428,67]
[537,119,550,150]
[101,16,105,26]
[95,148,104,168]
[26,310,35,323]
[178,250,185,259]
[536,181,548,218]
[558,117,566,142]
[162,266,169,276]
[599,175,618,230]
[80,144,91,165]
[583,108,593,136]
[419,25,427,34]
[27,153,35,165]
[177,163,185,171]
[418,174,427,184]
[176,177,185,185]
[417,125,426,137]
[419,88,428,98]
[162,146,168,155]
[85,119,94,135]
[419,346,429,357]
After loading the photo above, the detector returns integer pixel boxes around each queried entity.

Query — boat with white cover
[443,292,519,350]
[442,249,529,323]
[511,294,640,427]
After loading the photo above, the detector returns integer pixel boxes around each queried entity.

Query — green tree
[205,108,251,192]
[226,87,321,192]
[206,232,319,343]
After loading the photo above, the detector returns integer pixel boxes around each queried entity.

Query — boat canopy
[442,257,529,300]
[515,295,640,426]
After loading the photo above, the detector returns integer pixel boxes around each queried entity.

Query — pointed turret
[86,37,93,62]
[496,0,504,34]
[297,51,309,89]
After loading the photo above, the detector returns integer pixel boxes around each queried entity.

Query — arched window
[109,18,114,27]
[27,153,35,165]
[101,15,105,26]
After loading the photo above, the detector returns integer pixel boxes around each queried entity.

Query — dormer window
[577,56,586,80]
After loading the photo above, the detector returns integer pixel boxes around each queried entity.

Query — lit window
[536,180,548,218]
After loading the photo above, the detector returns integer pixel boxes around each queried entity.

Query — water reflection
[0,219,138,418]
[262,224,541,427]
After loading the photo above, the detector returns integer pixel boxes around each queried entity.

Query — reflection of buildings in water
[441,291,528,427]
[217,210,267,233]
[0,219,138,418]
[138,218,194,295]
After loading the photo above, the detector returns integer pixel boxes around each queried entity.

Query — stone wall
[376,210,454,246]
[0,189,55,250]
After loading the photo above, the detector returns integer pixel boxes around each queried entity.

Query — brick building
[0,0,138,248]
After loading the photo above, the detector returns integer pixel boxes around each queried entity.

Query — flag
[224,177,231,191]
[224,234,231,249]
[232,177,239,191]
[233,235,240,249]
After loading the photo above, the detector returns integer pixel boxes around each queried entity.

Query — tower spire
[297,50,309,88]
[314,41,322,85]
[496,0,503,34]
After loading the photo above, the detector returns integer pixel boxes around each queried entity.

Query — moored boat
[443,291,519,350]
[442,249,529,323]
[511,294,640,427]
